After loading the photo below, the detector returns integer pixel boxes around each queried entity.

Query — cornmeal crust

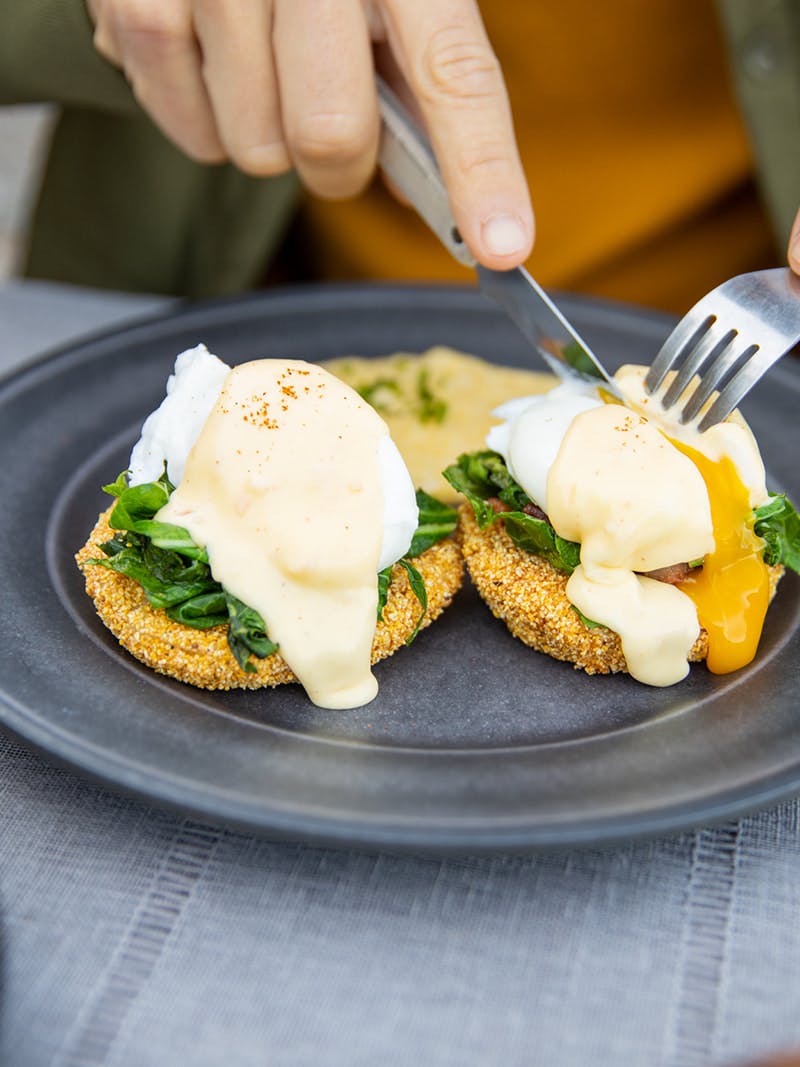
[457,504,784,677]
[77,507,463,690]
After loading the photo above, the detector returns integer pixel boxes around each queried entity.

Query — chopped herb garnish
[357,377,402,413]
[416,368,447,423]
[350,366,448,424]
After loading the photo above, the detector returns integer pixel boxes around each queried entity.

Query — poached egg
[128,346,420,708]
[129,345,419,574]
[487,366,772,686]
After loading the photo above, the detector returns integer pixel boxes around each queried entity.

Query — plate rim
[2,281,799,851]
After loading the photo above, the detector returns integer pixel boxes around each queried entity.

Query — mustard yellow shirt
[301,1,776,313]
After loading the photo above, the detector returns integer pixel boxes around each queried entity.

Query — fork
[644,268,800,431]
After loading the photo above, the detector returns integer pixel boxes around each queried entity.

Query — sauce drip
[498,364,775,685]
[157,359,388,709]
[544,404,713,686]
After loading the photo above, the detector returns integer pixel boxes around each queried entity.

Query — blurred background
[0,3,795,315]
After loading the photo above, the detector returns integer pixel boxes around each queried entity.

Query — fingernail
[481,213,529,257]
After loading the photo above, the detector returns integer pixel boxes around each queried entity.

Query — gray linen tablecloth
[2,281,800,1067]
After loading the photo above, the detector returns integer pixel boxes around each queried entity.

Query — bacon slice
[641,562,699,584]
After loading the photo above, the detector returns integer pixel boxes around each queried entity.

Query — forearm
[0,0,137,114]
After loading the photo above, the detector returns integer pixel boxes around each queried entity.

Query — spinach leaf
[754,494,800,573]
[376,488,455,638]
[142,539,211,590]
[95,546,217,610]
[398,559,427,643]
[502,514,582,574]
[166,591,228,629]
[91,469,457,668]
[89,470,275,670]
[102,471,130,498]
[443,450,530,525]
[399,489,457,638]
[572,605,603,630]
[443,450,580,574]
[407,489,458,557]
[376,566,392,621]
[226,594,278,672]
[106,469,208,561]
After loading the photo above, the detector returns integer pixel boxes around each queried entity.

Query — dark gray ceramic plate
[0,285,798,850]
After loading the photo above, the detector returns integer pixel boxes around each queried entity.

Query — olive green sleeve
[0,0,299,297]
[0,0,135,112]
[25,109,299,298]
[715,0,800,246]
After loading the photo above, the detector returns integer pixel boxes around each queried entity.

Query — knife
[375,75,616,388]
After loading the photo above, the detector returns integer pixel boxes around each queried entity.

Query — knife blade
[474,265,615,385]
[376,74,617,389]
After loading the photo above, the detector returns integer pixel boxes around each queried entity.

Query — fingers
[90,0,225,163]
[380,0,534,268]
[273,0,379,199]
[193,0,290,175]
[88,0,534,271]
[89,0,381,194]
[788,207,800,276]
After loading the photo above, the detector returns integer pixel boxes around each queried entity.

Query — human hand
[788,206,800,275]
[85,0,534,270]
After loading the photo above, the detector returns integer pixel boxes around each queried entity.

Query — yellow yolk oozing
[498,365,775,684]
[672,440,771,674]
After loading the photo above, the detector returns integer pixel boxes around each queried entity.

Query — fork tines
[644,269,800,432]
[645,313,760,427]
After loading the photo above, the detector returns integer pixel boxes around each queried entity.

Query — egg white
[485,371,767,513]
[483,368,772,686]
[485,381,603,510]
[128,345,419,571]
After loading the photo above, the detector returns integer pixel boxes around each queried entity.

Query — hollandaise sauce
[672,441,771,674]
[157,360,388,709]
[544,404,714,686]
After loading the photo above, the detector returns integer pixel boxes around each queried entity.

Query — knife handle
[376,74,477,269]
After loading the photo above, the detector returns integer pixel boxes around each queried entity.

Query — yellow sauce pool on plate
[324,347,555,502]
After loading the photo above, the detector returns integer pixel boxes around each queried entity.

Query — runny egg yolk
[671,439,771,674]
